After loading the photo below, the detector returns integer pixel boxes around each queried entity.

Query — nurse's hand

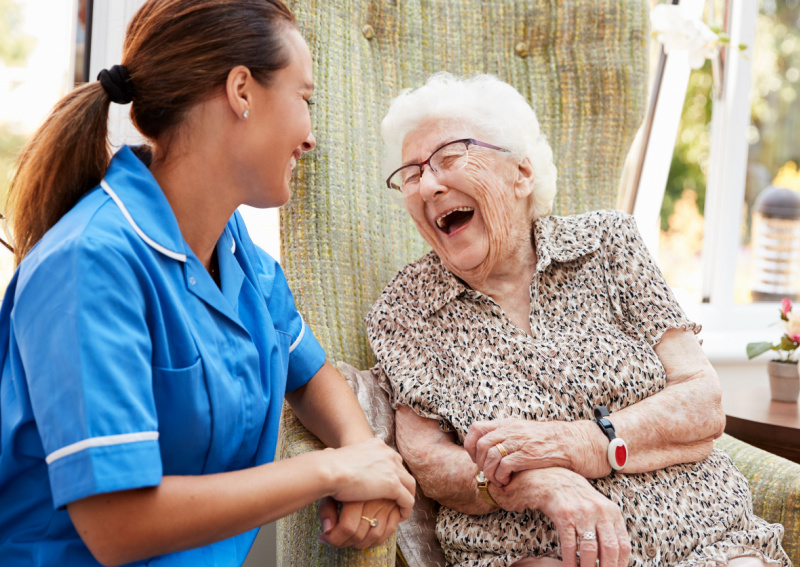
[317,497,403,549]
[324,438,415,518]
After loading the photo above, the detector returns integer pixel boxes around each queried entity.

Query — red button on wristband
[607,437,628,471]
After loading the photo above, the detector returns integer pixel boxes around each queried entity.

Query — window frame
[630,0,772,364]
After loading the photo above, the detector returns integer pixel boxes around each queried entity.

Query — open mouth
[435,207,475,235]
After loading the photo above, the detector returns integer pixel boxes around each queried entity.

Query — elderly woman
[366,73,790,567]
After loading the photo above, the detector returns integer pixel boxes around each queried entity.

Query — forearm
[68,449,340,566]
[576,329,725,477]
[395,406,495,515]
[285,360,374,447]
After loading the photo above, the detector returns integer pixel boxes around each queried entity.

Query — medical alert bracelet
[593,406,628,472]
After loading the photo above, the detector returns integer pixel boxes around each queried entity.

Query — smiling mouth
[435,207,475,235]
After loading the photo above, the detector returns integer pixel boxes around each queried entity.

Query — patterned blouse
[366,210,789,567]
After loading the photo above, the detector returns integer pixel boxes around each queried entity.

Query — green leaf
[746,342,774,359]
[779,335,799,351]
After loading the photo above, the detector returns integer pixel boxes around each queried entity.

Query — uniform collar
[101,145,189,262]
[420,214,601,318]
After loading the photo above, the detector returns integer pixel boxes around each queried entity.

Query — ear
[225,65,253,119]
[514,157,535,200]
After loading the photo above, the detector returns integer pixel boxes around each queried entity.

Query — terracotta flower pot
[768,360,800,402]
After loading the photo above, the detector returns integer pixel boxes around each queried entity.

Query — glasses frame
[385,138,509,192]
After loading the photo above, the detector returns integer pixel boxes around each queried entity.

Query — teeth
[436,207,474,229]
[289,157,297,170]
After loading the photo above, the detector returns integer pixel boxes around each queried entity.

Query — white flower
[651,4,720,69]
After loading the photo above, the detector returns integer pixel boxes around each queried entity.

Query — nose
[301,131,316,152]
[417,165,447,201]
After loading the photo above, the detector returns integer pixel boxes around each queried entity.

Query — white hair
[381,73,558,219]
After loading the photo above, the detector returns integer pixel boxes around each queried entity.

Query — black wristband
[593,406,628,471]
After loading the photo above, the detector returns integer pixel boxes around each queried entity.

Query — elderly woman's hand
[464,418,605,485]
[493,468,631,567]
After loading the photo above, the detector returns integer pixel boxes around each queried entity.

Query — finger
[394,469,416,519]
[596,519,619,567]
[493,450,519,486]
[380,506,403,543]
[320,502,365,548]
[317,496,339,537]
[482,445,505,486]
[577,528,599,567]
[354,504,392,549]
[398,465,417,501]
[557,522,578,567]
[615,517,632,567]
[464,420,494,462]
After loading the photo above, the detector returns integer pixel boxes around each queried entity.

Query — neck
[459,225,538,335]
[150,145,238,270]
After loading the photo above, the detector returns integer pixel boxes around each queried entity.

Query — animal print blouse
[366,210,789,567]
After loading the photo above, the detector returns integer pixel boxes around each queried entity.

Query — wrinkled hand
[493,468,630,567]
[317,497,403,549]
[464,418,601,485]
[323,438,415,518]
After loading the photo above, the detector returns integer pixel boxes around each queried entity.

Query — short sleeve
[255,249,325,392]
[12,238,162,508]
[366,301,452,432]
[604,213,700,346]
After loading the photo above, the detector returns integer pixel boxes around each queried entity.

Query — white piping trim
[46,431,159,465]
[101,179,187,262]
[289,319,306,353]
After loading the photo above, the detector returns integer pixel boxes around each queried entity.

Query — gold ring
[361,516,379,528]
[495,443,509,458]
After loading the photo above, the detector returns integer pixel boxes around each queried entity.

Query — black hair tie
[97,65,133,105]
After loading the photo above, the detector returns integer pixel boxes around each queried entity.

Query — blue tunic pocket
[151,357,212,474]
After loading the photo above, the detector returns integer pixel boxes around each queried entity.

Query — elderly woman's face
[400,120,534,279]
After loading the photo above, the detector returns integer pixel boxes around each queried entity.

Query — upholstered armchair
[275,1,800,565]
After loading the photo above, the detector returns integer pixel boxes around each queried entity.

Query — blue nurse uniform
[0,146,326,566]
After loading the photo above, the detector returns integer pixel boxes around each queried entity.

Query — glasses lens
[389,166,421,193]
[431,141,468,173]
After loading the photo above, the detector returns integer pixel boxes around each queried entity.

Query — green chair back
[277,1,649,564]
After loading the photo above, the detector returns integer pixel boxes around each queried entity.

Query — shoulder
[544,209,633,234]
[367,251,455,329]
[20,188,144,281]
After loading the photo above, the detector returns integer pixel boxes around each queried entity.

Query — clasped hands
[465,418,631,567]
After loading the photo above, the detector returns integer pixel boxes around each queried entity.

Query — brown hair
[6,0,296,264]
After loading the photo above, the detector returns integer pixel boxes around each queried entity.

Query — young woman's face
[243,26,316,208]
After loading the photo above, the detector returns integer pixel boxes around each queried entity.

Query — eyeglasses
[385,138,509,194]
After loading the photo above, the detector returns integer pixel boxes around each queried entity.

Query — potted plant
[747,298,800,402]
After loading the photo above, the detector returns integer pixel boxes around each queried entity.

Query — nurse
[0,0,415,566]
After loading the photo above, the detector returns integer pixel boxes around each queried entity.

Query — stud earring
[243,109,250,119]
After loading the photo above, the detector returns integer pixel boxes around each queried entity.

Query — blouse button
[645,545,657,558]
[574,394,585,405]
[189,276,197,286]
[624,488,635,499]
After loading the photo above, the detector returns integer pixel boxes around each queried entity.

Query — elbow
[68,503,141,567]
[708,381,726,439]
[80,538,131,567]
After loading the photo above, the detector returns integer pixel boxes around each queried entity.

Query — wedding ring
[581,531,597,540]
[361,516,379,528]
[495,443,509,458]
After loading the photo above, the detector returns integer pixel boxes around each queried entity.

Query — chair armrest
[275,402,396,567]
[714,433,800,566]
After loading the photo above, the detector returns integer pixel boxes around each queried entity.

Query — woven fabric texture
[276,1,649,565]
[714,434,800,567]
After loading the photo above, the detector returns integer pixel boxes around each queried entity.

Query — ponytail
[6,0,295,266]
[6,82,111,265]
